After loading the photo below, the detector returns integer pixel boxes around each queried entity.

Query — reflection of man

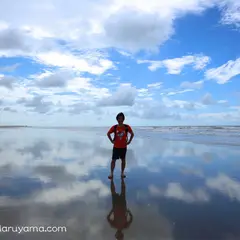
[107,178,133,240]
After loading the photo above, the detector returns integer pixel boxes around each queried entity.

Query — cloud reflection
[149,183,210,203]
[32,180,109,205]
[0,128,239,239]
[17,140,51,159]
[206,173,240,201]
[0,128,239,179]
[33,165,76,184]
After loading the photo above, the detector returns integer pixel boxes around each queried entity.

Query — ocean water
[0,126,240,239]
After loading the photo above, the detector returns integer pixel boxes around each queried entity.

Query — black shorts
[112,147,127,160]
[112,193,126,208]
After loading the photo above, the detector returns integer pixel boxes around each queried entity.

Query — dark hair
[116,112,125,121]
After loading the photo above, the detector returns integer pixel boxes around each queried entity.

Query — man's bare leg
[121,158,126,178]
[111,179,116,194]
[121,177,126,195]
[108,159,116,179]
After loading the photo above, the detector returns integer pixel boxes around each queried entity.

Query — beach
[0,126,240,239]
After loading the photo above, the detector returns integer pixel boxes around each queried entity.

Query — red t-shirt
[108,124,133,148]
[112,205,127,229]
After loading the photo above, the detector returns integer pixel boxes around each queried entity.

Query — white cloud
[2,107,17,113]
[138,55,210,73]
[68,102,100,115]
[0,0,238,55]
[0,26,56,59]
[136,82,162,99]
[21,71,111,113]
[201,93,229,106]
[137,89,154,100]
[0,30,115,77]
[104,8,174,52]
[0,63,20,72]
[34,71,71,88]
[0,0,239,126]
[17,95,53,114]
[138,88,150,96]
[162,97,204,110]
[166,89,194,96]
[34,51,115,75]
[0,28,27,50]
[117,50,132,57]
[205,58,240,84]
[126,91,232,123]
[196,111,240,122]
[201,93,215,105]
[162,55,210,74]
[98,84,137,106]
[218,100,228,105]
[66,77,95,92]
[128,99,181,119]
[147,82,162,89]
[0,82,30,107]
[0,75,16,89]
[180,80,204,89]
[220,0,240,27]
[149,183,210,203]
[206,173,240,201]
[230,106,240,111]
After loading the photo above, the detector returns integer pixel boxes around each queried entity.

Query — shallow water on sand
[0,128,240,240]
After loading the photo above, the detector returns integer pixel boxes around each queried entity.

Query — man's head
[116,112,125,124]
[115,230,124,240]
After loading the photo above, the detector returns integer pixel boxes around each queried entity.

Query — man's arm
[107,126,114,144]
[107,210,114,223]
[125,209,133,228]
[127,126,134,145]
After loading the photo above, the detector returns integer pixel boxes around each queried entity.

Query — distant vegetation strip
[0,125,29,128]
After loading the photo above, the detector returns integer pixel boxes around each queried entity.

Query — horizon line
[0,124,240,128]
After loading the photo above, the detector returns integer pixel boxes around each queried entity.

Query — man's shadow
[107,178,133,240]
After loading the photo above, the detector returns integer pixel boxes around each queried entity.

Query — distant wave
[136,126,240,146]
[138,126,240,132]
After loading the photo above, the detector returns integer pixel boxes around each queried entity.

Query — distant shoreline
[0,125,29,128]
[0,125,240,128]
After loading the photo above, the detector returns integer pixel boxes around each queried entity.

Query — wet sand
[0,127,240,240]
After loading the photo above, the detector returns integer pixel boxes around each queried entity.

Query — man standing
[107,112,134,179]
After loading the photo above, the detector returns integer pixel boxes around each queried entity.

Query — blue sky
[0,0,239,126]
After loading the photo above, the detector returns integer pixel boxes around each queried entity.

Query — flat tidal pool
[0,128,240,240]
